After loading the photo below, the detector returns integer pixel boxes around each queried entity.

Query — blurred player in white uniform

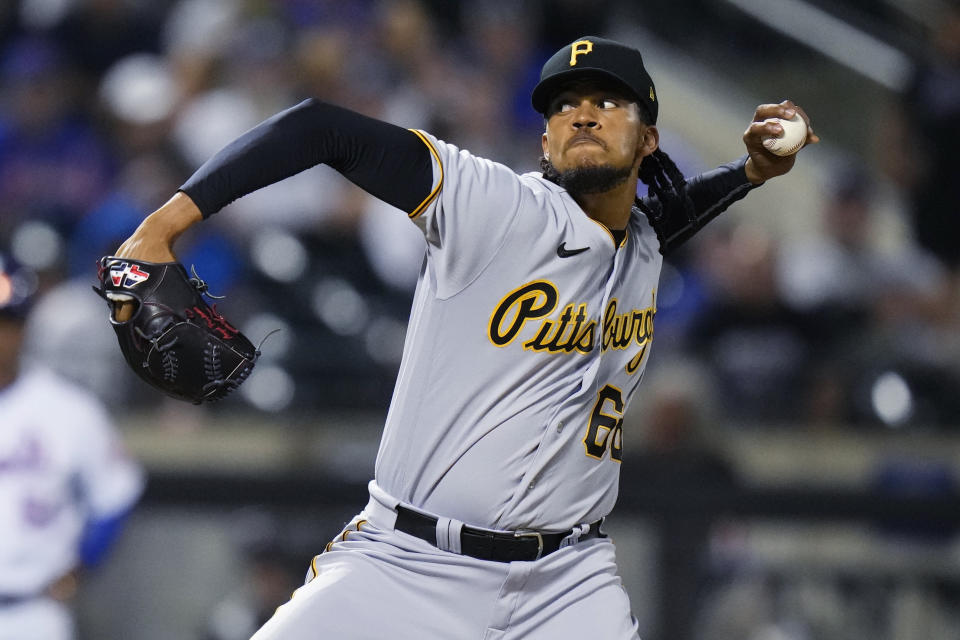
[0,254,144,640]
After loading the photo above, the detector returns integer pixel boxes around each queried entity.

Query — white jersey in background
[0,367,143,640]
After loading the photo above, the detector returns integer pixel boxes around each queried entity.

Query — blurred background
[1,0,959,638]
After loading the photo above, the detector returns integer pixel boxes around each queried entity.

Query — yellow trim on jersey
[407,129,443,219]
[341,519,368,540]
[323,519,368,554]
[585,217,629,248]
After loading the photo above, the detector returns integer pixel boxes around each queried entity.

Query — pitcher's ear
[641,125,659,155]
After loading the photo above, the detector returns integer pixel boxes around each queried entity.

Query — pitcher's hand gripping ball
[95,256,259,404]
[761,112,808,157]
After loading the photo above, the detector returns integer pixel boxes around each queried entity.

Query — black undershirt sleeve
[645,155,760,255]
[179,98,434,218]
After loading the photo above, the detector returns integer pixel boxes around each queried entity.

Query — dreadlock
[634,148,697,253]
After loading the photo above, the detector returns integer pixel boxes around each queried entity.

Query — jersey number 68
[583,384,624,462]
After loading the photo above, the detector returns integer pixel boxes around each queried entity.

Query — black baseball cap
[531,36,658,124]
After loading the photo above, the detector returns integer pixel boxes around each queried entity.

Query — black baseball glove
[94,256,259,404]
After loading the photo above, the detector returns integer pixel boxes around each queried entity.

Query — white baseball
[761,113,808,156]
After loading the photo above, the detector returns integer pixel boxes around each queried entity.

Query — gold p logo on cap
[569,39,593,66]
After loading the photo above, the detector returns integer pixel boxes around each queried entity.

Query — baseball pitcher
[109,36,816,639]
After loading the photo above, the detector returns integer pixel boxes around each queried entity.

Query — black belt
[394,505,604,562]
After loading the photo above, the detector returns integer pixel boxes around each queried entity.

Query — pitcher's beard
[540,157,633,195]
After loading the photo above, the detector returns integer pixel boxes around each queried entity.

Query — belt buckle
[514,530,544,560]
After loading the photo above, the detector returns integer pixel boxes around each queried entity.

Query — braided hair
[539,147,697,251]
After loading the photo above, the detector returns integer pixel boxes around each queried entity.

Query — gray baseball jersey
[251,130,657,640]
[375,131,662,532]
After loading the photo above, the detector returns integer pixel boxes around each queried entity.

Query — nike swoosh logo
[557,242,590,258]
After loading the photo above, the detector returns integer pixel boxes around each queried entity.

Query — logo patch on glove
[109,262,151,288]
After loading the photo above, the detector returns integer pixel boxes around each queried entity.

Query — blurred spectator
[0,253,144,640]
[218,11,298,117]
[291,25,358,109]
[72,50,196,275]
[0,36,115,239]
[694,574,777,640]
[70,154,179,266]
[51,0,164,81]
[20,278,131,407]
[97,53,181,160]
[458,2,544,164]
[685,223,818,424]
[624,359,738,640]
[625,358,733,488]
[871,456,958,542]
[201,510,309,640]
[777,168,943,317]
[0,3,21,49]
[370,0,468,139]
[775,167,951,425]
[533,0,617,50]
[359,194,426,293]
[161,0,244,99]
[70,150,246,297]
[880,2,960,272]
[168,5,361,235]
